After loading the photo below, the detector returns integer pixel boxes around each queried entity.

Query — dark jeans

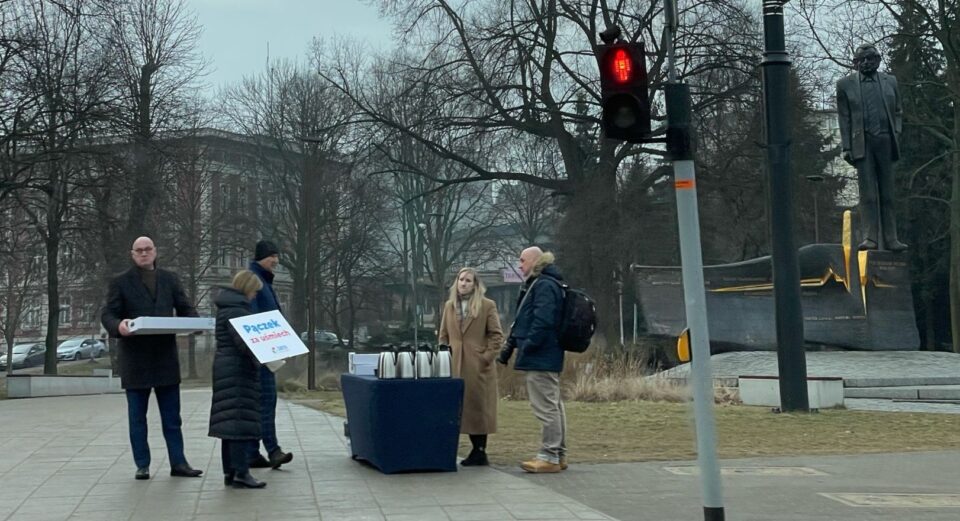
[125,384,187,469]
[222,439,256,475]
[255,365,280,456]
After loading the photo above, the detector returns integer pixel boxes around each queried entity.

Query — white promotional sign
[229,310,309,364]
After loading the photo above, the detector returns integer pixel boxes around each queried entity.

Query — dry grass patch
[286,390,960,465]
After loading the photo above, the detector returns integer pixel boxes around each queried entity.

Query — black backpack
[544,276,597,353]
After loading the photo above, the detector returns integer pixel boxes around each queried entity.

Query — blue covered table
[340,374,464,474]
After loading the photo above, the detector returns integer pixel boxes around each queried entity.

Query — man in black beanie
[247,239,293,469]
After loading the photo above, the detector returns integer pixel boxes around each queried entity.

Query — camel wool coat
[438,297,504,434]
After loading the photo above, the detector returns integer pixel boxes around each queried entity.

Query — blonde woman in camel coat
[438,267,504,466]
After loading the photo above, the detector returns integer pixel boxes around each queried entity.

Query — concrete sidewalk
[0,390,613,521]
[1,390,957,521]
[514,451,960,520]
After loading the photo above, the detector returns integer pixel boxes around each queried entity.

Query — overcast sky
[191,0,393,92]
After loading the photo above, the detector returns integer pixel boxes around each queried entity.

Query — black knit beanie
[254,240,279,261]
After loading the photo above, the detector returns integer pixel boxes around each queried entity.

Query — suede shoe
[559,456,568,470]
[231,471,266,489]
[249,453,271,468]
[170,463,203,478]
[460,449,489,467]
[268,448,293,469]
[520,459,563,473]
[135,467,150,480]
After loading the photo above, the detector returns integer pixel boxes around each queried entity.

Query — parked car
[299,330,348,349]
[56,337,106,361]
[0,342,46,369]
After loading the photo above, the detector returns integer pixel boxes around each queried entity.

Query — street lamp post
[762,0,809,412]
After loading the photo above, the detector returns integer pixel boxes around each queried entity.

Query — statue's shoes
[885,240,908,252]
[858,239,878,250]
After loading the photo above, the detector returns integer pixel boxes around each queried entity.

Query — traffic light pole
[666,83,725,521]
[662,1,724,517]
[761,0,809,412]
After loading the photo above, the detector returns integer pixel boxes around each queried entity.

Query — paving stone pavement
[514,451,960,521]
[0,390,614,521]
[2,388,958,521]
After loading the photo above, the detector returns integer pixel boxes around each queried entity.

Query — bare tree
[97,0,206,272]
[0,203,43,375]
[7,0,113,373]
[324,0,768,341]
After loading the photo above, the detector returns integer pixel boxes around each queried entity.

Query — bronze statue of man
[836,44,907,252]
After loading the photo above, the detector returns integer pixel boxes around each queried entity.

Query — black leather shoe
[224,472,235,486]
[460,449,489,466]
[249,453,271,468]
[135,467,150,480]
[170,463,203,478]
[858,238,878,251]
[886,239,908,252]
[268,449,293,469]
[231,471,266,489]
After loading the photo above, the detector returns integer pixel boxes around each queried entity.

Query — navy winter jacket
[503,263,565,372]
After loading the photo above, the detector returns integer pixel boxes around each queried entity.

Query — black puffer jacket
[208,287,261,440]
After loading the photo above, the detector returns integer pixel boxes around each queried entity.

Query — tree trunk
[44,222,60,375]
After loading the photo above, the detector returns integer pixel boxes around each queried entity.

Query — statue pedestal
[633,244,920,351]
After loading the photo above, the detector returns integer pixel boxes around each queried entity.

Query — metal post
[617,276,625,346]
[663,1,724,517]
[304,154,316,390]
[666,82,726,521]
[761,0,809,412]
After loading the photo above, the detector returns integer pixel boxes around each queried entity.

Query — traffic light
[598,42,650,143]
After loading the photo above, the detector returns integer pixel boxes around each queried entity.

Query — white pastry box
[128,317,215,335]
[349,353,379,376]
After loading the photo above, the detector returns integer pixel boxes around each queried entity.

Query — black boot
[461,435,489,466]
[170,463,203,478]
[231,471,266,489]
[268,448,293,469]
[460,449,489,466]
[224,472,235,486]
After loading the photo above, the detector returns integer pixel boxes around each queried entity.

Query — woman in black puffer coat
[209,270,266,489]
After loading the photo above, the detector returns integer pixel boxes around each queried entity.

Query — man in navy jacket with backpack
[498,246,568,473]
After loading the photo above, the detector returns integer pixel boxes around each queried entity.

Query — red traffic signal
[609,48,633,83]
[598,42,651,143]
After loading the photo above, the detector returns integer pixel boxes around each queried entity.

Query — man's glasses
[132,247,154,254]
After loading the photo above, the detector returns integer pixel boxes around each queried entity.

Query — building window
[232,249,245,268]
[58,298,71,326]
[220,184,229,213]
[236,185,247,210]
[23,300,42,328]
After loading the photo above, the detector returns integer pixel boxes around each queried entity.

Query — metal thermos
[415,344,434,378]
[396,345,415,379]
[377,347,397,379]
[433,344,452,378]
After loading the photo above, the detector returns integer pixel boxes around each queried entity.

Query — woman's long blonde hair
[446,267,486,318]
